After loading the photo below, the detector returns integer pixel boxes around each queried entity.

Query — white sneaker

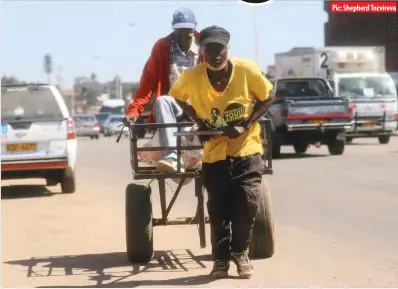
[156,158,185,173]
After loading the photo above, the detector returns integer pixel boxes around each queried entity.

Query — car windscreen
[96,114,110,122]
[99,106,125,114]
[109,117,123,123]
[73,116,96,123]
[276,80,327,97]
[339,76,397,98]
[1,86,63,121]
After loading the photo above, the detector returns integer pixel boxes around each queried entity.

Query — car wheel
[378,135,390,144]
[46,178,59,186]
[60,167,76,194]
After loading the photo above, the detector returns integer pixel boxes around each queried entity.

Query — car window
[1,86,63,121]
[276,80,327,97]
[74,116,95,122]
[96,114,110,122]
[110,117,122,123]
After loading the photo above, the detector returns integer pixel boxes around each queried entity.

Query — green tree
[1,76,26,85]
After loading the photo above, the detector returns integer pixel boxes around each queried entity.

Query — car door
[1,86,69,161]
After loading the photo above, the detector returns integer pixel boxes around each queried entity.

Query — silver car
[103,114,124,137]
[73,114,100,139]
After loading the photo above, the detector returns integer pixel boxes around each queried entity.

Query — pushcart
[116,119,275,264]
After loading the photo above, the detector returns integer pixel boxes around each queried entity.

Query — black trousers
[202,153,263,261]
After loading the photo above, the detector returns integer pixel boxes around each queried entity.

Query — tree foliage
[1,76,26,85]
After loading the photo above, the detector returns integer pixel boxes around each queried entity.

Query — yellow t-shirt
[169,58,273,163]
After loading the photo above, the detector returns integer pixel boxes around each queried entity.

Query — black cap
[199,26,230,46]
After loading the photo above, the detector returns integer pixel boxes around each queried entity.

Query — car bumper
[76,129,100,137]
[1,158,69,171]
[286,123,352,131]
[346,120,397,137]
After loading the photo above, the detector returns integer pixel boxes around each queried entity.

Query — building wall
[324,1,398,71]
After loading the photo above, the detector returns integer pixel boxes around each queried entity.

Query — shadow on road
[5,250,232,287]
[274,153,328,160]
[1,185,56,199]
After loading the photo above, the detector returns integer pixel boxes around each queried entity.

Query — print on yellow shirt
[169,58,273,163]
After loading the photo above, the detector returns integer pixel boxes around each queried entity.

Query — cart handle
[173,130,224,137]
[116,123,129,143]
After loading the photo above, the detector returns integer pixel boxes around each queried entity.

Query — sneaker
[156,158,185,173]
[210,260,230,278]
[231,251,253,279]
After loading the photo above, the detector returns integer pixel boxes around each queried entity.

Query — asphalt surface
[2,135,398,287]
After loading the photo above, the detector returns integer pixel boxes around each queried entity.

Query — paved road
[2,136,398,287]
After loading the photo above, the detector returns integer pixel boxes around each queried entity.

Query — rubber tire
[136,128,146,139]
[327,138,345,155]
[271,132,283,159]
[293,142,308,154]
[90,136,94,139]
[95,135,100,139]
[249,180,275,259]
[46,178,59,187]
[60,167,76,194]
[346,137,353,144]
[126,183,154,264]
[378,135,390,144]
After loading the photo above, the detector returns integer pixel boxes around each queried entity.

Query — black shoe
[231,251,253,279]
[210,259,230,278]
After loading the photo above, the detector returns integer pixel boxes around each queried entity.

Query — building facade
[324,1,398,72]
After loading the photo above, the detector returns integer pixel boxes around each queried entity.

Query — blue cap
[172,7,197,30]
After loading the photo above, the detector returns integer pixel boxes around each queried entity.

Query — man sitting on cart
[169,26,275,279]
[123,6,202,172]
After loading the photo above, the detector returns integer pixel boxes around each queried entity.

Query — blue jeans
[153,95,185,159]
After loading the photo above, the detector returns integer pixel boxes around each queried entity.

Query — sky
[1,0,327,89]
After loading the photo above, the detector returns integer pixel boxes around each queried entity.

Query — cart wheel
[271,133,282,159]
[126,183,154,263]
[378,135,390,144]
[249,180,275,259]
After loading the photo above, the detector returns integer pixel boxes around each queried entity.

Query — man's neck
[178,37,193,53]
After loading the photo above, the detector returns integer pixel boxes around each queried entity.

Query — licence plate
[83,125,92,128]
[361,122,378,127]
[6,143,37,152]
[308,119,328,124]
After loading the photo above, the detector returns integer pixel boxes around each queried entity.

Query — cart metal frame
[117,118,273,249]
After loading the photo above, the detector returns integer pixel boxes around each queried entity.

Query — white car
[1,84,77,194]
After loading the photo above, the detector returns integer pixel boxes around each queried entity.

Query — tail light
[380,104,386,109]
[393,113,398,120]
[281,107,288,117]
[66,119,76,140]
[348,103,354,115]
[94,122,99,128]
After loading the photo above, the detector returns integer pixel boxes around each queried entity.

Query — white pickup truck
[274,46,398,144]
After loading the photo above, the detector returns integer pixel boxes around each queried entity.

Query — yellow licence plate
[308,119,328,124]
[6,143,37,152]
[361,122,378,127]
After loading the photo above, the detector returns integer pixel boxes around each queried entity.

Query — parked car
[73,114,100,139]
[1,83,77,193]
[95,112,111,134]
[103,114,124,137]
